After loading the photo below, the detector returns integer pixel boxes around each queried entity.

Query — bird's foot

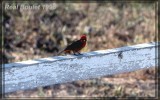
[73,52,83,56]
[78,52,83,55]
[73,53,78,56]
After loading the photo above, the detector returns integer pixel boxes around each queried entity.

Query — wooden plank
[3,42,158,93]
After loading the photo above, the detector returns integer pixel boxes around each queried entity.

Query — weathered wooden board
[3,42,158,93]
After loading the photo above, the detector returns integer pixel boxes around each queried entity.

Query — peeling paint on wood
[4,42,159,93]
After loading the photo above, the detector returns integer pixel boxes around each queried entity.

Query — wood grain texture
[4,42,158,93]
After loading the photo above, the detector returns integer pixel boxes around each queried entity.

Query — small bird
[58,34,87,55]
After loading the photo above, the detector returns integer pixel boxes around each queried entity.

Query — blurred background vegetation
[3,1,157,98]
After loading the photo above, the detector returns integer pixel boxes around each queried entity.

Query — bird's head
[80,34,87,42]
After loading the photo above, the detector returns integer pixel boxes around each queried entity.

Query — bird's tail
[56,49,65,56]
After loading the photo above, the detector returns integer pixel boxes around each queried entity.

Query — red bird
[58,34,87,55]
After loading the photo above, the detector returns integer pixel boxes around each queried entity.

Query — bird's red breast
[80,34,87,49]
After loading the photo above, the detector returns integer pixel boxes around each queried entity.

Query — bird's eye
[81,39,86,42]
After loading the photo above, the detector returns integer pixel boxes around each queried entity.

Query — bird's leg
[77,51,83,55]
[73,51,77,55]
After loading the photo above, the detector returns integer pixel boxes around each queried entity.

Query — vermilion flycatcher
[58,34,87,55]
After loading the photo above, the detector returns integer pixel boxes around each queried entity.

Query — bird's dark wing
[64,40,83,51]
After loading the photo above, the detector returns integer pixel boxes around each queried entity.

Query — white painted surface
[4,42,158,93]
